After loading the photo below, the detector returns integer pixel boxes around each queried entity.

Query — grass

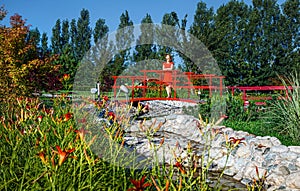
[223,120,299,146]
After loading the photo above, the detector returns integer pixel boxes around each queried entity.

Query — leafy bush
[225,94,261,122]
[0,14,62,103]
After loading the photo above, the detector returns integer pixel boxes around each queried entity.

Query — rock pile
[124,107,300,190]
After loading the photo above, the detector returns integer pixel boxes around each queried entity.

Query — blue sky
[2,0,285,36]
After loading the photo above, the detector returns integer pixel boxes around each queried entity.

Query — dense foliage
[0,12,61,102]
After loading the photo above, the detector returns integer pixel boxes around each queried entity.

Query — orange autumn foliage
[0,10,61,102]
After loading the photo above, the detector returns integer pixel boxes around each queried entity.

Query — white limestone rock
[285,171,300,189]
[270,145,289,153]
[265,173,286,190]
[295,157,300,168]
[289,146,300,154]
[236,144,251,158]
[280,151,299,161]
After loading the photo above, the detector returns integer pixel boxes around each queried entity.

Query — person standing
[162,54,174,98]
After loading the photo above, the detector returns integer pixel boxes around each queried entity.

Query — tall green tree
[70,18,77,58]
[61,20,70,49]
[28,27,40,47]
[75,9,92,61]
[275,0,300,77]
[114,10,134,75]
[27,27,41,59]
[93,18,109,44]
[91,18,113,91]
[189,1,215,49]
[40,32,49,58]
[158,11,181,56]
[246,0,282,85]
[133,14,156,62]
[213,0,251,85]
[51,19,61,54]
[128,14,162,76]
[187,1,216,74]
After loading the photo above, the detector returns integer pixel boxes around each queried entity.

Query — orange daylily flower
[64,112,73,121]
[63,74,70,81]
[174,161,186,174]
[38,151,47,164]
[127,176,151,191]
[229,137,246,146]
[55,145,76,166]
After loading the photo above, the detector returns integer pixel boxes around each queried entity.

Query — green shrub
[266,71,300,143]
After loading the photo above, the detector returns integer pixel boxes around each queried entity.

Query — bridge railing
[228,86,294,106]
[113,70,225,102]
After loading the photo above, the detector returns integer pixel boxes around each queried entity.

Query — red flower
[63,74,70,81]
[54,145,75,166]
[64,112,73,121]
[127,176,151,191]
[174,161,186,174]
[37,115,43,122]
[229,137,246,146]
[221,115,228,119]
[142,103,150,113]
[108,111,115,120]
[102,95,109,102]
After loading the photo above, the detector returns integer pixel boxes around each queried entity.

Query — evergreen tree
[28,27,40,47]
[28,27,41,58]
[114,10,134,75]
[75,9,92,61]
[91,18,113,91]
[61,20,70,49]
[58,44,77,90]
[158,11,181,56]
[213,0,251,86]
[187,1,216,74]
[93,18,109,44]
[129,14,161,76]
[70,19,77,58]
[246,0,282,85]
[133,14,156,63]
[189,1,215,49]
[40,32,49,58]
[51,19,61,54]
[158,11,188,60]
[276,0,300,76]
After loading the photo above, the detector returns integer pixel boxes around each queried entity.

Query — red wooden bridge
[112,69,292,105]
